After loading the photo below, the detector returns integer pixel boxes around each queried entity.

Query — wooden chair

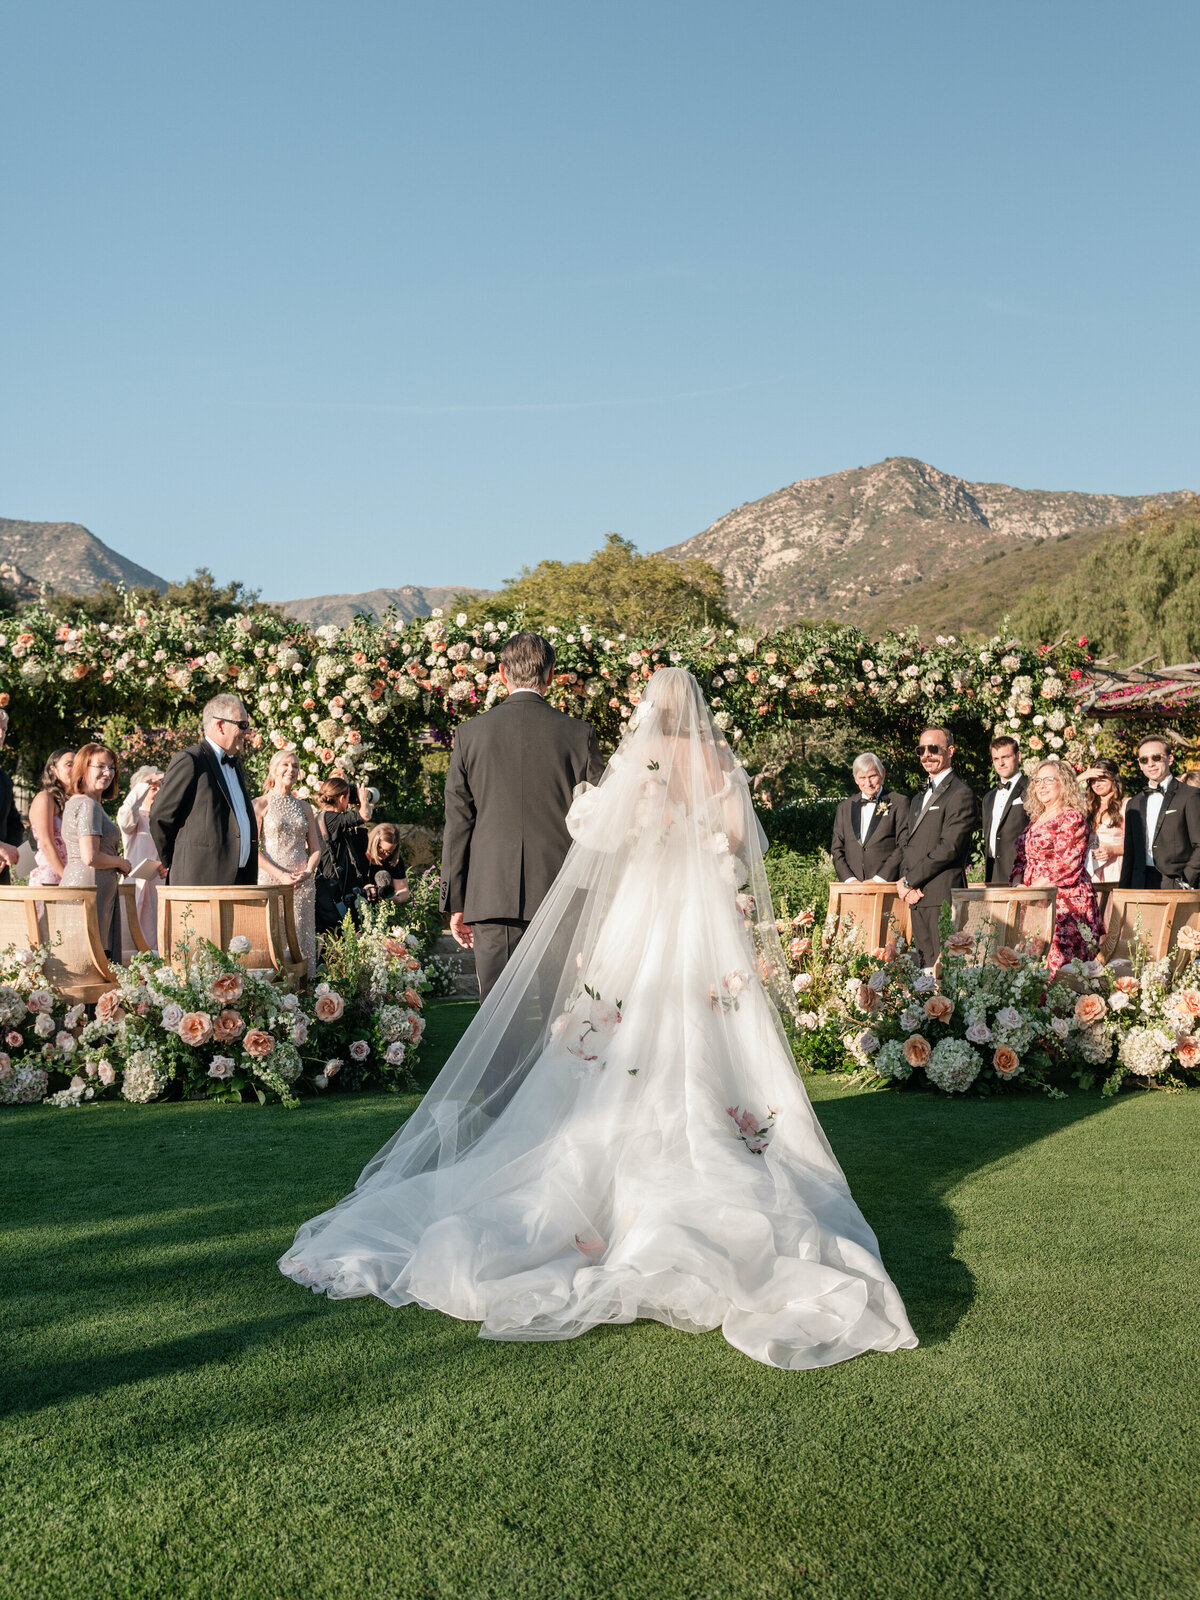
[825,881,913,953]
[156,884,307,984]
[0,885,125,1004]
[951,886,1058,951]
[118,883,152,961]
[1097,889,1200,963]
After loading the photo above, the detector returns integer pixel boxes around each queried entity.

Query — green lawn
[2,999,1198,1600]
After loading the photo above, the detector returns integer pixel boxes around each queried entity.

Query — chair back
[157,885,306,983]
[951,886,1057,951]
[1099,889,1200,963]
[826,881,913,954]
[0,886,116,1003]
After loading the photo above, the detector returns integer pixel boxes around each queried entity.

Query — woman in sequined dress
[254,750,322,977]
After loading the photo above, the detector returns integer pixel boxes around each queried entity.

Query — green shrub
[762,847,835,923]
[761,800,839,857]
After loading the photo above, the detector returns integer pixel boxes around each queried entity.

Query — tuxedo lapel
[1152,779,1176,844]
[850,795,862,845]
[200,742,233,815]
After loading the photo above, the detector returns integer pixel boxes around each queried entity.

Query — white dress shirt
[914,768,952,821]
[1145,783,1167,867]
[988,780,1017,859]
[206,736,252,869]
[858,799,876,843]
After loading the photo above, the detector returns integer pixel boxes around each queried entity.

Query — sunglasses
[1138,753,1168,765]
[915,743,948,756]
[219,718,252,732]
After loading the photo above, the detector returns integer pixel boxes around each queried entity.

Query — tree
[462,535,737,634]
[43,568,283,627]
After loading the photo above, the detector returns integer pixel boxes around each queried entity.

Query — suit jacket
[1119,778,1200,888]
[899,772,978,894]
[440,692,604,923]
[0,764,22,887]
[983,775,1029,885]
[830,789,909,882]
[149,742,259,886]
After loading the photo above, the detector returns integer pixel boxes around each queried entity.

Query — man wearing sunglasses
[1118,736,1200,890]
[896,724,977,967]
[151,694,261,886]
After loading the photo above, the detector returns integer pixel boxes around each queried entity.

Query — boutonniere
[874,800,891,819]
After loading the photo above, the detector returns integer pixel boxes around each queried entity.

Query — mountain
[0,517,167,596]
[660,458,1192,626]
[279,585,492,629]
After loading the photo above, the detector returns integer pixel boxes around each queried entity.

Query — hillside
[0,518,166,595]
[279,585,491,628]
[661,457,1190,625]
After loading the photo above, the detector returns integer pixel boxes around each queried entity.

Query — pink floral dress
[1011,808,1105,975]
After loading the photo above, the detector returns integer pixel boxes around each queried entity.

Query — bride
[280,669,916,1370]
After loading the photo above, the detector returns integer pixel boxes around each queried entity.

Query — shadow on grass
[813,1084,1119,1347]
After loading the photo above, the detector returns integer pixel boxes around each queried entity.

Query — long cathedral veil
[281,669,917,1370]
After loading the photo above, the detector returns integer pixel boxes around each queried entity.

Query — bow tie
[998,781,1012,792]
[1149,783,1166,794]
[220,753,237,768]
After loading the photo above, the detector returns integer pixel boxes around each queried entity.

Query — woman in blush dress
[60,744,131,960]
[1080,760,1127,885]
[1011,759,1106,974]
[28,748,75,886]
[254,749,321,977]
[117,765,167,949]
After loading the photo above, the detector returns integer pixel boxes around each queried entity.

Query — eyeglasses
[219,718,252,732]
[915,744,947,756]
[1033,776,1060,787]
[1138,753,1168,765]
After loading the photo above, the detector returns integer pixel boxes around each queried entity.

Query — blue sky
[3,0,1196,599]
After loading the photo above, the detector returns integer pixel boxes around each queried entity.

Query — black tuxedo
[1119,777,1200,889]
[830,789,908,882]
[0,764,23,886]
[898,771,978,966]
[983,775,1029,886]
[149,741,259,886]
[440,692,604,998]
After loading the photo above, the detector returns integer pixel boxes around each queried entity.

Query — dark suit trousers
[1142,866,1163,889]
[473,918,530,1001]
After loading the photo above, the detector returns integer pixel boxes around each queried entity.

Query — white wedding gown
[280,670,916,1370]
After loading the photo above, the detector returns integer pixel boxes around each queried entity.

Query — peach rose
[994,946,1022,970]
[243,1029,275,1059]
[1114,976,1140,995]
[95,990,124,1023]
[790,937,813,960]
[1176,925,1200,953]
[178,1011,213,1046]
[903,1035,931,1068]
[793,910,816,929]
[1074,993,1107,1025]
[403,988,423,1010]
[1175,1034,1200,1068]
[993,1045,1020,1076]
[944,932,974,956]
[314,992,345,1022]
[1181,989,1200,1017]
[923,995,955,1024]
[857,983,880,1013]
[212,1008,245,1042]
[210,972,245,1004]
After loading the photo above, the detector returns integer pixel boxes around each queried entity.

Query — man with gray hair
[830,752,909,884]
[441,631,604,999]
[150,693,259,885]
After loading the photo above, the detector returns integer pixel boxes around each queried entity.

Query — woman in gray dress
[60,743,131,960]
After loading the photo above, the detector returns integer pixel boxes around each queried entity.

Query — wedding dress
[280,669,916,1370]
[259,792,317,978]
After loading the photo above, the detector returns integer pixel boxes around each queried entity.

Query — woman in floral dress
[1011,759,1105,974]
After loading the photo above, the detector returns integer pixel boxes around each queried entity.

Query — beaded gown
[258,792,316,977]
[1011,808,1105,974]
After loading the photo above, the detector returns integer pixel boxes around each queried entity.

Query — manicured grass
[2,999,1198,1600]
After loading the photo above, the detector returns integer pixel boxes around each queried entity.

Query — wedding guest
[28,747,76,886]
[150,694,259,885]
[830,754,908,883]
[254,749,321,976]
[0,710,24,885]
[1119,736,1200,889]
[897,724,977,967]
[982,735,1028,885]
[1080,759,1126,885]
[364,822,412,909]
[60,744,131,959]
[117,765,167,948]
[1011,760,1105,974]
[314,777,373,932]
[1184,769,1200,790]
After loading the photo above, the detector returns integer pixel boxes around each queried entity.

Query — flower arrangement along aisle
[306,899,431,1091]
[0,947,90,1106]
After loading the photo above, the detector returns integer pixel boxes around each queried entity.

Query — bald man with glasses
[1119,736,1200,890]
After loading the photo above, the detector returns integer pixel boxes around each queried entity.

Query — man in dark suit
[150,694,259,885]
[0,710,24,885]
[897,724,978,967]
[1119,735,1200,889]
[441,632,604,1000]
[982,735,1029,885]
[830,753,908,883]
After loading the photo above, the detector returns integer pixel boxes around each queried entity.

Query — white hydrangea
[121,1051,169,1103]
[874,1040,912,1080]
[925,1037,981,1094]
[1118,1026,1169,1078]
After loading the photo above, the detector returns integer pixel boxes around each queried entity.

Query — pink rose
[403,988,423,1010]
[993,1045,1020,1077]
[1181,989,1200,1017]
[178,1012,213,1047]
[923,995,955,1024]
[212,1009,245,1042]
[903,1035,931,1068]
[210,972,245,1005]
[314,992,345,1022]
[993,946,1022,970]
[1175,1034,1200,1068]
[98,1062,116,1086]
[944,932,974,956]
[5,1031,21,1049]
[95,990,124,1023]
[243,1029,275,1059]
[208,1055,235,1080]
[1074,993,1106,1025]
[348,1039,370,1061]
